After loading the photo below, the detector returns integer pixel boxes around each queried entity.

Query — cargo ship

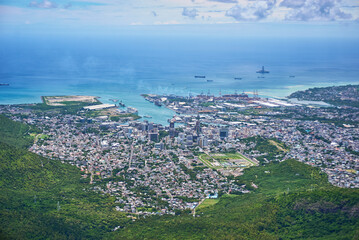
[0,83,9,86]
[256,66,269,74]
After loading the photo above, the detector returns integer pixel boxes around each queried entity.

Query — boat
[194,75,206,78]
[144,115,152,118]
[234,77,242,80]
[207,79,214,82]
[289,75,295,78]
[154,101,162,107]
[256,66,269,74]
[0,83,9,86]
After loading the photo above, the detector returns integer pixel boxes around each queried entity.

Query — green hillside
[0,114,39,149]
[0,114,358,239]
[0,115,129,239]
[113,160,359,240]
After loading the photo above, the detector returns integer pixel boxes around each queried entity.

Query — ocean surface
[1,35,358,125]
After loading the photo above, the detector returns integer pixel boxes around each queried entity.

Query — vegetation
[1,115,358,239]
[196,198,219,210]
[199,152,255,170]
[241,136,289,163]
[113,160,359,240]
[0,116,129,239]
[0,114,40,149]
[288,84,359,107]
[19,102,92,115]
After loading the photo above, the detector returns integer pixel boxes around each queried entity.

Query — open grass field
[196,199,220,210]
[199,152,256,170]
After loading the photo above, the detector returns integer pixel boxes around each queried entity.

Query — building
[219,127,229,140]
[149,130,159,142]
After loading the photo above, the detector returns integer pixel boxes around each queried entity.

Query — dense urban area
[0,85,358,218]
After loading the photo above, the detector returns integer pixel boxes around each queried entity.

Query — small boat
[207,79,214,82]
[289,76,295,78]
[257,76,265,79]
[195,75,206,78]
[234,77,242,80]
[144,115,152,118]
[154,101,162,107]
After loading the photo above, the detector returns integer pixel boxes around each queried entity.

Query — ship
[234,77,242,80]
[194,75,206,78]
[289,75,295,78]
[207,79,213,82]
[256,66,269,74]
[143,115,152,118]
[154,101,162,107]
[0,83,9,86]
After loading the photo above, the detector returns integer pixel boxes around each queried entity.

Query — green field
[199,152,256,169]
[196,199,220,210]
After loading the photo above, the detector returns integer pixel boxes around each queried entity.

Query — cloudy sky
[0,0,358,36]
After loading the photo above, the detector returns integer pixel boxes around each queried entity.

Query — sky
[0,0,359,37]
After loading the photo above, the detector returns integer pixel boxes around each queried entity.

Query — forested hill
[113,159,359,239]
[0,114,39,149]
[288,84,359,107]
[0,114,359,239]
[0,115,130,239]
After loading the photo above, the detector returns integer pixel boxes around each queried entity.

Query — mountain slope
[0,115,129,239]
[113,160,359,240]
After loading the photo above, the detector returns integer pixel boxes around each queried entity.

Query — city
[1,86,358,217]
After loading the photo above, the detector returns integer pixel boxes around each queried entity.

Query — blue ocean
[1,35,358,125]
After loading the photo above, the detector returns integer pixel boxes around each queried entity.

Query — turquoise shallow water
[0,36,358,125]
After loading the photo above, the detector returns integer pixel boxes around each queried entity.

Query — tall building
[169,120,176,138]
[194,114,201,134]
[219,127,229,140]
[149,130,159,142]
[199,136,208,148]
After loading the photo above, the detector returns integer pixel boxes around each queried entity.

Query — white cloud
[182,7,199,18]
[29,0,58,9]
[281,0,352,21]
[0,0,357,30]
[226,0,277,21]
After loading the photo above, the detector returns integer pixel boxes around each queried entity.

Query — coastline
[1,81,358,125]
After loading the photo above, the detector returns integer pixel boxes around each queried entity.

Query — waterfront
[1,36,359,125]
